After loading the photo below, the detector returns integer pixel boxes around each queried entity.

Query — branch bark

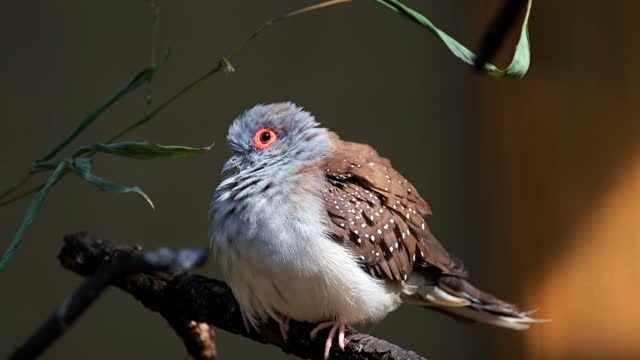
[9,232,211,360]
[20,231,426,360]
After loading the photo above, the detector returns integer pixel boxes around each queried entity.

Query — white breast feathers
[209,170,402,328]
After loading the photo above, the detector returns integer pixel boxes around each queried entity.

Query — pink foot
[278,318,290,342]
[310,319,349,360]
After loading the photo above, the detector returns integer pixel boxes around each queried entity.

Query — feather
[321,137,465,281]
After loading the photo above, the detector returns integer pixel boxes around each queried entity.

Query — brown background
[0,1,637,359]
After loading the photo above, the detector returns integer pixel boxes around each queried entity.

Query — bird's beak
[220,155,242,176]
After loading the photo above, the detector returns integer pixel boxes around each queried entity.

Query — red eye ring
[253,127,277,150]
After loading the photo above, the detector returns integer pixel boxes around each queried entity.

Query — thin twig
[105,0,352,145]
[0,173,31,200]
[0,184,44,207]
[11,232,426,360]
[147,1,161,106]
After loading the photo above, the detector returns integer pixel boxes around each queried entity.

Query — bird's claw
[278,318,290,342]
[310,319,349,359]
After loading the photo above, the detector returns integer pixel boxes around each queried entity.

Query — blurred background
[0,1,637,359]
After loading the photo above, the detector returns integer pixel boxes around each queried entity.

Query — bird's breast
[210,171,323,269]
[209,169,401,325]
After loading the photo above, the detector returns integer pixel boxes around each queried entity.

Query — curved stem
[0,173,32,200]
[104,0,351,144]
[0,0,352,209]
[0,185,43,208]
[0,172,70,208]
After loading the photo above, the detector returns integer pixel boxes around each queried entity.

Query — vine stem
[0,185,42,208]
[0,174,31,200]
[0,0,352,208]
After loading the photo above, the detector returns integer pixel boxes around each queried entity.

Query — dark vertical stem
[474,0,528,71]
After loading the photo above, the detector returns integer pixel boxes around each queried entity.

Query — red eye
[253,127,277,150]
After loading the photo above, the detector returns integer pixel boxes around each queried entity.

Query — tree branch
[12,232,426,360]
[9,232,210,360]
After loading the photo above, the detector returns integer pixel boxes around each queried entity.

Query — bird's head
[221,102,331,177]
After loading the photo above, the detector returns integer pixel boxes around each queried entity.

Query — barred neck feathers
[209,103,334,249]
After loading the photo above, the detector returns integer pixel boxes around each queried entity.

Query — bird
[209,102,541,359]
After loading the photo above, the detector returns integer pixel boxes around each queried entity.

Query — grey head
[210,102,333,250]
[220,102,332,177]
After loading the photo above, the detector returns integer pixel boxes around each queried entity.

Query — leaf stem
[0,173,32,200]
[104,60,224,145]
[0,0,352,209]
[0,184,44,208]
[106,0,353,144]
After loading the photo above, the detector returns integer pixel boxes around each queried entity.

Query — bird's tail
[403,273,546,330]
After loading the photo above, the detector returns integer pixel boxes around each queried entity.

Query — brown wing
[321,137,466,282]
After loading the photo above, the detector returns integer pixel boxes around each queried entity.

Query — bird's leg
[277,317,290,342]
[310,318,349,360]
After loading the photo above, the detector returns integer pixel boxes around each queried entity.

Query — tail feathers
[435,305,543,330]
[404,273,547,330]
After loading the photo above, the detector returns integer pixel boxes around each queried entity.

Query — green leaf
[373,0,532,79]
[37,65,159,163]
[72,141,214,160]
[0,161,68,271]
[71,158,155,209]
[30,159,64,173]
[1,157,156,272]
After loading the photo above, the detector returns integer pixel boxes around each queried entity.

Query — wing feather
[321,137,466,282]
